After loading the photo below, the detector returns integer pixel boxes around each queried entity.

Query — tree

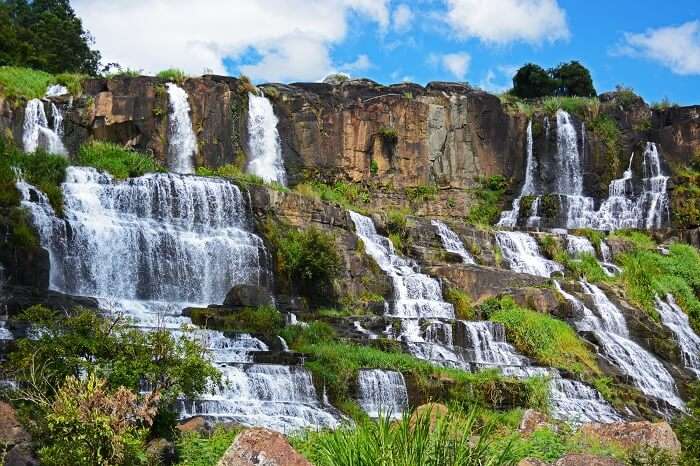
[512,63,557,99]
[551,61,596,97]
[0,0,101,74]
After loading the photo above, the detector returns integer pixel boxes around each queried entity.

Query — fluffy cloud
[392,4,414,33]
[430,52,471,80]
[616,21,700,75]
[72,0,388,81]
[479,65,518,93]
[444,0,569,45]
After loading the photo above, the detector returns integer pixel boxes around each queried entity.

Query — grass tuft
[77,141,164,179]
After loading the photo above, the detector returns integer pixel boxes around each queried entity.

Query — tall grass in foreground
[294,408,515,466]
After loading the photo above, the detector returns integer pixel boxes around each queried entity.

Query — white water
[459,321,525,367]
[166,83,197,174]
[498,120,536,227]
[431,220,475,264]
[246,93,287,185]
[655,294,700,378]
[556,110,584,195]
[495,231,563,278]
[356,369,408,419]
[22,99,67,155]
[45,84,68,97]
[555,281,684,411]
[17,167,340,432]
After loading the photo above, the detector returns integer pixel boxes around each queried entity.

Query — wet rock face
[217,428,312,466]
[652,105,700,167]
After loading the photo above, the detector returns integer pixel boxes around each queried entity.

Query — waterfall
[22,99,67,155]
[495,231,563,278]
[641,143,670,229]
[555,281,684,411]
[166,83,197,175]
[246,93,287,185]
[498,120,536,227]
[45,84,68,97]
[549,377,622,424]
[356,369,408,419]
[458,321,525,367]
[431,220,475,264]
[556,110,584,195]
[566,235,596,257]
[17,167,340,432]
[655,294,700,377]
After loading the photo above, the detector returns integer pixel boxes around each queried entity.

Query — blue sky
[74,0,700,104]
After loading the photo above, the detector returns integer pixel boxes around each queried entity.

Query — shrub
[279,321,337,348]
[674,382,700,466]
[54,72,87,96]
[467,175,508,226]
[551,61,596,97]
[484,298,601,378]
[377,127,398,144]
[267,224,342,303]
[77,141,163,179]
[405,184,438,203]
[445,287,474,320]
[237,75,257,95]
[156,68,187,84]
[651,97,678,111]
[293,408,515,466]
[369,159,378,175]
[613,85,640,108]
[564,253,609,283]
[37,373,153,466]
[188,306,283,336]
[294,181,370,211]
[0,66,53,100]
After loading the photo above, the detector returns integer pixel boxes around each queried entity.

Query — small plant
[405,184,438,203]
[237,74,257,95]
[651,97,679,111]
[445,288,473,320]
[188,306,284,336]
[377,127,398,144]
[176,426,240,466]
[403,91,413,100]
[77,141,164,179]
[262,86,279,99]
[370,159,378,175]
[467,175,508,226]
[156,68,187,84]
[613,84,640,108]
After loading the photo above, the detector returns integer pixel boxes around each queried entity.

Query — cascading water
[555,281,684,411]
[431,220,475,264]
[356,369,408,419]
[565,235,619,277]
[458,321,525,367]
[498,120,537,227]
[22,99,67,155]
[556,110,584,195]
[495,231,563,278]
[166,83,197,175]
[655,294,700,377]
[17,166,340,432]
[641,142,670,229]
[246,93,287,185]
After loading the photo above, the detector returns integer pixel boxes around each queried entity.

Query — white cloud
[479,65,518,92]
[392,4,414,33]
[340,54,373,73]
[430,52,471,80]
[616,21,700,75]
[72,0,389,81]
[444,0,569,45]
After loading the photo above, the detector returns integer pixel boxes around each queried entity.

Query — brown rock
[146,438,176,465]
[409,402,449,431]
[553,454,624,466]
[518,459,549,466]
[217,428,311,466]
[177,416,207,434]
[0,401,31,447]
[4,443,39,466]
[580,421,681,453]
[518,409,549,437]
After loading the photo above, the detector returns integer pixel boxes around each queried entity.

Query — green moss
[377,127,398,144]
[188,306,283,336]
[484,297,601,379]
[444,288,474,320]
[466,175,508,226]
[539,194,560,219]
[8,208,39,249]
[78,141,163,179]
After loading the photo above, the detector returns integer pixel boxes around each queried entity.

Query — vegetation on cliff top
[511,61,596,99]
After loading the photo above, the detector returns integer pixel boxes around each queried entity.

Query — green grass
[484,298,601,378]
[618,243,700,333]
[564,253,609,283]
[187,306,284,337]
[156,68,187,84]
[540,96,600,119]
[444,287,474,320]
[467,175,508,226]
[294,408,516,466]
[405,184,438,203]
[0,67,85,100]
[608,229,656,250]
[294,181,370,212]
[77,141,163,179]
[588,114,622,186]
[175,427,239,466]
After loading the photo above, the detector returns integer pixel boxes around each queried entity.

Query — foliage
[195,163,273,189]
[512,64,556,99]
[187,306,284,336]
[385,208,411,252]
[564,253,609,283]
[613,85,640,108]
[77,141,163,179]
[405,183,438,203]
[377,126,398,144]
[467,175,508,226]
[651,97,679,110]
[0,0,101,75]
[551,61,596,97]
[266,223,342,303]
[294,180,370,211]
[293,408,515,466]
[7,306,220,429]
[0,66,52,99]
[445,287,474,320]
[618,243,700,333]
[540,96,599,119]
[484,297,601,378]
[369,159,378,175]
[672,157,700,229]
[589,114,622,183]
[103,67,141,79]
[279,321,337,349]
[674,382,700,466]
[175,426,240,466]
[37,373,153,466]
[608,229,655,250]
[157,68,187,84]
[322,73,350,85]
[237,74,257,95]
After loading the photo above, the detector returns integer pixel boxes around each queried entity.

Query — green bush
[406,184,438,203]
[78,141,163,179]
[294,181,370,212]
[188,306,283,336]
[512,64,556,99]
[0,66,53,100]
[377,127,398,144]
[484,298,601,378]
[156,68,187,84]
[279,321,337,348]
[445,287,474,320]
[675,382,700,466]
[176,427,240,466]
[589,115,622,184]
[266,224,342,303]
[467,175,508,226]
[293,408,515,466]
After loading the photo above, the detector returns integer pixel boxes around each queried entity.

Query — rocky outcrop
[217,428,311,466]
[223,284,274,309]
[553,455,624,466]
[0,401,37,466]
[518,409,550,437]
[580,421,682,454]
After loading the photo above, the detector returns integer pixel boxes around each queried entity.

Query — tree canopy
[0,0,101,75]
[512,61,596,99]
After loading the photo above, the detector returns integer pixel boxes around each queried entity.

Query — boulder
[580,421,681,453]
[553,454,624,466]
[177,416,208,434]
[0,402,36,466]
[4,443,39,466]
[518,460,549,466]
[409,403,449,431]
[223,285,274,309]
[217,428,311,466]
[146,438,176,465]
[518,409,549,437]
